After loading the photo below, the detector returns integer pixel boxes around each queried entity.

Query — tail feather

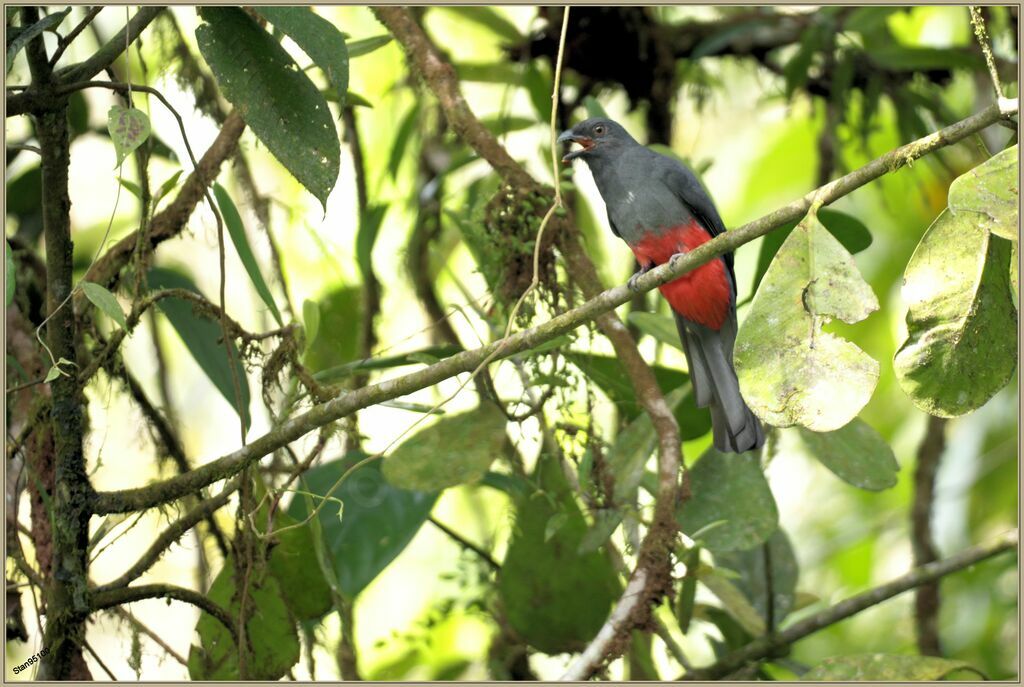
[675,312,764,453]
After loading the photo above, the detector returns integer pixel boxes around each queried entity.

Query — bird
[558,117,764,453]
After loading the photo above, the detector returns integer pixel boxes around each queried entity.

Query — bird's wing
[655,155,735,284]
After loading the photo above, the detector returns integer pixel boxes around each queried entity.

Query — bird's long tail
[675,311,764,453]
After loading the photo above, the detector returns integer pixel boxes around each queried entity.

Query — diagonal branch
[90,99,1017,517]
[681,530,1018,680]
[54,6,164,85]
[91,583,236,643]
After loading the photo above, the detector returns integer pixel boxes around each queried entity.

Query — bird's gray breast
[593,150,694,246]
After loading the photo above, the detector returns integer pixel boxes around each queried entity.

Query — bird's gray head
[557,117,639,165]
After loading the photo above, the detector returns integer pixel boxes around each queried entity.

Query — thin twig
[112,608,188,666]
[48,6,104,68]
[969,7,1004,99]
[680,530,1017,680]
[83,639,117,680]
[428,516,500,571]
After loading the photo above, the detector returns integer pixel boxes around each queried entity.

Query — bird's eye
[594,125,606,135]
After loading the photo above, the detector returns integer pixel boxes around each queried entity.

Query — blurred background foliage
[4,4,1018,681]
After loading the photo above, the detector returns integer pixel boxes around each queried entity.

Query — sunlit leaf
[302,286,362,372]
[699,566,766,635]
[735,211,879,431]
[81,281,127,332]
[499,454,621,653]
[895,211,1017,417]
[256,7,349,111]
[583,96,608,119]
[437,7,522,42]
[803,654,984,681]
[147,267,251,429]
[107,105,151,168]
[795,419,899,490]
[626,311,680,348]
[677,449,778,552]
[948,145,1018,241]
[347,34,391,58]
[287,453,438,598]
[386,103,420,180]
[187,560,299,680]
[116,176,142,200]
[196,7,339,207]
[302,299,320,351]
[153,170,183,208]
[213,183,283,327]
[382,405,508,492]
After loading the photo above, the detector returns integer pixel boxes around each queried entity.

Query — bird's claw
[628,266,652,292]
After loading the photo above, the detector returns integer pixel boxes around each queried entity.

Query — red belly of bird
[630,222,731,331]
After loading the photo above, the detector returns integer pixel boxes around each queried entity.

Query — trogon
[558,117,764,453]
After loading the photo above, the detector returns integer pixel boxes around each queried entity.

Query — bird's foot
[627,265,653,292]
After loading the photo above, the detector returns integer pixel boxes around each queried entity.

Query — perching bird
[558,117,764,453]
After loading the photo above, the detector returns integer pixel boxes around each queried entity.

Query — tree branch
[53,6,163,85]
[89,98,1017,516]
[90,583,236,643]
[680,530,1018,680]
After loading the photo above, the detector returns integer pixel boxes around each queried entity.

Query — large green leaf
[803,654,984,681]
[187,561,299,680]
[948,145,1018,241]
[499,454,621,654]
[303,285,363,373]
[6,8,70,74]
[382,405,508,492]
[714,529,799,626]
[213,183,283,327]
[894,214,1017,417]
[286,454,437,598]
[795,419,899,491]
[256,7,349,111]
[196,7,339,207]
[566,352,711,440]
[735,211,879,431]
[751,208,873,293]
[147,267,251,429]
[677,449,778,552]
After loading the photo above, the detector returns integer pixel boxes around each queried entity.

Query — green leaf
[751,208,873,294]
[803,654,984,681]
[795,419,899,490]
[196,7,340,207]
[499,454,621,653]
[677,449,778,552]
[566,353,711,440]
[609,386,687,504]
[116,176,142,200]
[783,26,824,98]
[346,34,391,58]
[356,204,387,282]
[386,103,420,180]
[699,566,766,636]
[256,7,349,111]
[322,88,373,108]
[6,241,14,307]
[302,299,320,351]
[454,61,522,84]
[626,311,680,348]
[437,7,522,43]
[286,453,438,598]
[213,183,283,327]
[1011,240,1019,311]
[187,561,299,680]
[735,211,880,431]
[81,281,127,332]
[481,115,535,136]
[868,46,983,71]
[147,267,251,429]
[714,529,799,626]
[675,547,700,633]
[382,405,508,491]
[107,105,151,168]
[153,170,183,208]
[895,212,1017,417]
[523,62,552,123]
[302,286,363,372]
[948,144,1018,241]
[44,365,62,383]
[6,7,70,74]
[583,96,609,119]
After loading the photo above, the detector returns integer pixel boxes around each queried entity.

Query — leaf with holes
[147,267,251,429]
[196,7,339,207]
[677,449,778,552]
[795,419,898,490]
[213,183,283,327]
[382,405,508,492]
[256,7,349,111]
[107,105,151,168]
[804,654,984,681]
[735,211,879,431]
[894,212,1017,417]
[287,453,438,598]
[81,281,127,332]
[187,561,299,680]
